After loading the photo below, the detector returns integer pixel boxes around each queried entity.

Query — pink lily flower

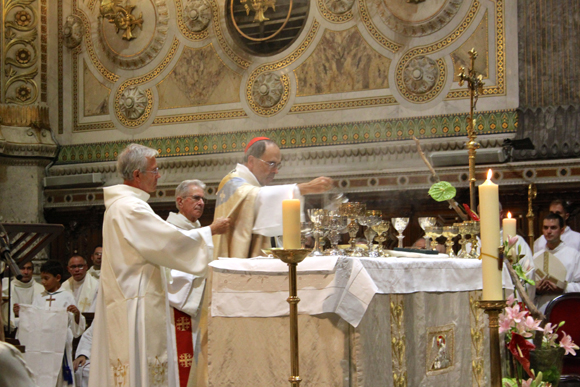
[559,331,579,356]
[506,294,516,307]
[507,235,519,250]
[506,304,527,323]
[523,316,542,332]
[521,378,533,387]
[499,314,512,333]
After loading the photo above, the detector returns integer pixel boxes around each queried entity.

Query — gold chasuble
[212,164,271,259]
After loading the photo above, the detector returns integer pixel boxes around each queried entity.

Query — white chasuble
[61,274,99,313]
[212,163,299,259]
[1,277,44,329]
[89,184,214,387]
[19,290,86,387]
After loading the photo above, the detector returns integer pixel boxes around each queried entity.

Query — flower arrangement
[500,236,579,387]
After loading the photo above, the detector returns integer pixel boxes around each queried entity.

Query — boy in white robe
[18,260,86,387]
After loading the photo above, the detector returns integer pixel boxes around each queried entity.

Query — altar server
[18,260,86,387]
[62,255,98,313]
[2,261,43,330]
[88,143,230,387]
[213,137,334,259]
[533,213,580,312]
[534,199,580,252]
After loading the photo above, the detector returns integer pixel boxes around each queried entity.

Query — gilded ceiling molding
[56,109,517,163]
[87,0,99,11]
[76,6,119,83]
[245,20,320,116]
[317,0,354,23]
[3,0,40,105]
[357,0,402,53]
[394,0,480,103]
[177,0,211,41]
[0,104,49,127]
[40,0,47,102]
[289,96,397,113]
[152,109,248,125]
[208,0,251,69]
[58,0,64,133]
[446,0,506,100]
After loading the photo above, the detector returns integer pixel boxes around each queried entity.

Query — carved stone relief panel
[63,14,83,49]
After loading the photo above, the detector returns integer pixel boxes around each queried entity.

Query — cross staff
[458,48,485,212]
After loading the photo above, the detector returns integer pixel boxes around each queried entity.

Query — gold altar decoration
[458,48,485,212]
[99,0,143,41]
[270,248,311,387]
[527,183,537,252]
[230,0,293,42]
[477,300,506,387]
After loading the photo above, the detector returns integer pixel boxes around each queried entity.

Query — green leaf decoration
[428,181,457,202]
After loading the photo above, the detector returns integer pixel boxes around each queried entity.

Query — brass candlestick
[527,183,537,253]
[270,248,311,387]
[477,300,507,387]
[458,48,485,212]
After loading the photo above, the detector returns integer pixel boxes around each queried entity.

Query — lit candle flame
[507,211,512,219]
[487,169,493,180]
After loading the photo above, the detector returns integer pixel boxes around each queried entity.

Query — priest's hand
[210,217,231,235]
[73,355,87,371]
[536,279,563,295]
[297,177,335,195]
[13,303,20,317]
[67,304,80,324]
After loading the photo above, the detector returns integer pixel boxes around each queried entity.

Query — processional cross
[458,48,485,212]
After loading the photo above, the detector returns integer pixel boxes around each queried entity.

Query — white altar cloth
[209,256,497,327]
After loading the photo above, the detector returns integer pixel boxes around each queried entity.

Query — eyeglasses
[143,167,160,175]
[93,253,103,257]
[257,158,282,170]
[68,265,86,270]
[184,195,205,202]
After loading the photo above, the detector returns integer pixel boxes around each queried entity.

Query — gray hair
[243,139,277,163]
[175,179,206,209]
[117,143,159,181]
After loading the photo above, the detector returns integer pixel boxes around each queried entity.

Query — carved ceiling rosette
[63,15,83,49]
[378,0,463,37]
[183,0,212,32]
[403,56,438,94]
[118,86,148,120]
[94,0,169,70]
[252,72,283,108]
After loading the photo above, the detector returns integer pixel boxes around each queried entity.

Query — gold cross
[179,353,193,368]
[79,297,92,311]
[46,294,56,307]
[176,316,191,331]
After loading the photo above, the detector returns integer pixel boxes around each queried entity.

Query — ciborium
[270,248,312,387]
[339,202,366,256]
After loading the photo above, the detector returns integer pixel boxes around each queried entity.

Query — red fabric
[173,308,194,387]
[546,296,580,374]
[244,137,270,153]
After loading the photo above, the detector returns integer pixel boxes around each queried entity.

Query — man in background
[2,261,43,330]
[61,255,99,313]
[534,199,580,252]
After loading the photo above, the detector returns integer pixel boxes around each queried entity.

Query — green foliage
[428,181,456,202]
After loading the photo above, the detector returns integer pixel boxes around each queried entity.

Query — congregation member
[2,261,43,330]
[61,255,99,313]
[534,199,580,252]
[165,179,212,387]
[88,143,230,387]
[87,246,102,280]
[18,260,86,387]
[533,213,580,312]
[213,137,334,258]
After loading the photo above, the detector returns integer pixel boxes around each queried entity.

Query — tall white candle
[502,212,517,242]
[478,169,503,300]
[282,198,301,249]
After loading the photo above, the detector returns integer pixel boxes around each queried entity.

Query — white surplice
[1,277,44,329]
[61,274,99,313]
[19,289,86,387]
[0,341,37,387]
[74,325,93,387]
[88,184,214,387]
[531,242,580,312]
[87,266,100,280]
[534,226,580,252]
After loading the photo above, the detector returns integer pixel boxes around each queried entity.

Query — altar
[206,256,496,387]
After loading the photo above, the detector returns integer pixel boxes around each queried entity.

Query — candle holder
[477,300,507,387]
[270,248,312,387]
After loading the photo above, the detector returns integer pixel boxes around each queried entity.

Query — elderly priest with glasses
[212,137,335,259]
[88,143,230,387]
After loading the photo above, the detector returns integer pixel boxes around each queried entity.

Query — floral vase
[529,347,565,387]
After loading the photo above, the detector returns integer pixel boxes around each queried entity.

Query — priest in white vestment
[1,261,43,330]
[165,179,210,387]
[87,246,102,279]
[534,199,580,252]
[212,137,335,259]
[88,144,230,387]
[61,255,99,313]
[532,213,580,312]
